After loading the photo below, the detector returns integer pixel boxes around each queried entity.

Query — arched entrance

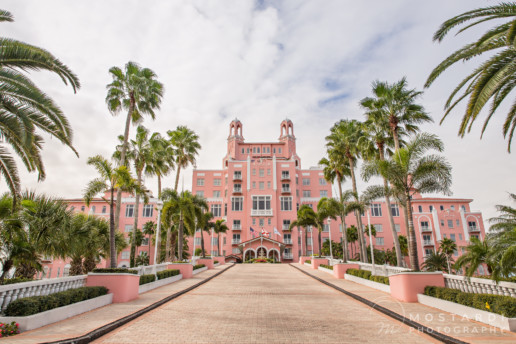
[268,249,280,262]
[244,249,256,261]
[256,246,268,259]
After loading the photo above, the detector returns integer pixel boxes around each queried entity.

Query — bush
[305,260,311,264]
[156,269,180,280]
[170,261,188,264]
[4,286,108,316]
[214,260,219,264]
[423,286,516,317]
[320,264,333,270]
[0,278,33,285]
[139,274,156,285]
[346,268,389,285]
[91,268,138,274]
[193,264,205,270]
[0,321,19,337]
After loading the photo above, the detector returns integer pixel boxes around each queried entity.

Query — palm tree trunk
[218,233,221,256]
[178,215,184,259]
[109,188,117,268]
[157,174,162,198]
[130,170,142,267]
[318,230,322,257]
[389,117,401,151]
[165,225,172,262]
[304,228,308,255]
[201,230,205,258]
[348,156,367,262]
[405,196,419,271]
[338,180,349,261]
[174,166,181,191]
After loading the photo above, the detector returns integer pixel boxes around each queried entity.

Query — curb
[43,264,235,344]
[289,264,467,344]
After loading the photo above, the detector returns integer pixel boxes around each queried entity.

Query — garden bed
[344,274,391,293]
[138,274,182,294]
[318,266,334,275]
[192,266,208,275]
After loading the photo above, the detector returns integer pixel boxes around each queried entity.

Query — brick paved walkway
[93,264,435,344]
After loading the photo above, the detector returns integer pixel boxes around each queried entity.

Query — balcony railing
[282,225,290,231]
[284,239,292,245]
[420,226,431,232]
[233,187,242,193]
[468,226,479,232]
[233,174,242,181]
[423,240,434,246]
[444,274,516,297]
[281,174,290,181]
[232,225,241,231]
[251,209,273,216]
[283,253,293,259]
[232,239,241,244]
[281,187,291,193]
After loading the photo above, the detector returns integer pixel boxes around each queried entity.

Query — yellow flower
[485,302,491,310]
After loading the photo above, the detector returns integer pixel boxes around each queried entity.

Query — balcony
[281,174,290,181]
[283,253,293,260]
[468,226,480,232]
[251,209,273,216]
[284,239,293,245]
[233,174,242,181]
[232,225,241,231]
[282,225,290,231]
[232,187,243,195]
[420,226,432,232]
[423,240,434,246]
[232,239,241,245]
[281,187,291,194]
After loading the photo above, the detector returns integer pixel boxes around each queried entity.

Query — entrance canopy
[238,235,285,262]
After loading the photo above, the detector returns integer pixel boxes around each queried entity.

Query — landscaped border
[344,274,391,293]
[138,274,183,294]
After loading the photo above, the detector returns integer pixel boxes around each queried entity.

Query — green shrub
[4,286,108,317]
[91,268,138,274]
[139,274,156,285]
[214,260,219,264]
[0,278,33,285]
[193,264,205,270]
[170,261,189,264]
[423,286,516,317]
[345,268,389,285]
[305,260,311,264]
[156,269,180,280]
[320,264,333,270]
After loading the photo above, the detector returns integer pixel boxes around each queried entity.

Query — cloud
[1,0,513,222]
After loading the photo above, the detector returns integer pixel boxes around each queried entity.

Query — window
[196,191,204,197]
[91,206,96,213]
[280,197,292,211]
[283,219,291,230]
[197,178,204,186]
[252,218,256,225]
[142,238,149,246]
[375,237,384,245]
[459,234,463,240]
[253,147,256,153]
[213,178,221,186]
[211,237,218,245]
[447,220,454,228]
[421,221,429,229]
[375,224,383,232]
[259,169,264,177]
[453,249,458,257]
[451,205,455,211]
[302,178,310,186]
[319,178,327,185]
[232,233,240,242]
[242,148,245,154]
[440,220,445,227]
[223,237,226,245]
[267,181,271,189]
[307,238,313,246]
[259,182,264,190]
[121,251,130,259]
[443,234,447,239]
[282,171,290,179]
[125,204,134,217]
[267,169,271,175]
[456,219,460,227]
[211,204,222,217]
[461,205,466,212]
[257,147,260,153]
[391,204,400,217]
[284,233,291,242]
[298,237,301,244]
[302,190,311,198]
[213,190,221,198]
[371,204,382,217]
[234,171,242,179]
[233,220,241,229]
[424,248,433,257]
[143,204,153,217]
[440,205,444,211]
[268,218,271,225]
[252,169,256,176]
[224,203,227,216]
[232,248,240,254]
[395,224,401,232]
[418,205,423,213]
[429,205,433,212]
[252,196,272,211]
[282,183,290,192]
[273,148,276,154]
[252,182,256,189]
[278,148,282,154]
[231,197,243,211]
[81,206,85,212]
[233,183,242,192]
[194,237,201,245]
[320,190,328,198]
[423,234,431,243]
[102,206,107,214]
[468,221,477,229]
[323,224,329,232]
[259,218,264,226]
[125,225,133,232]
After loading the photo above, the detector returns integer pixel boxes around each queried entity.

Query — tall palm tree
[106,61,163,230]
[146,133,175,199]
[488,193,516,279]
[326,119,368,262]
[425,3,516,151]
[142,221,155,256]
[316,197,341,257]
[0,10,80,204]
[439,238,457,274]
[168,126,201,191]
[289,205,318,256]
[346,225,359,259]
[197,211,214,258]
[212,219,229,256]
[83,155,136,268]
[455,237,495,277]
[422,250,448,272]
[363,133,452,270]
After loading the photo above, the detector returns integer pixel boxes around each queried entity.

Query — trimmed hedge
[139,274,156,285]
[4,286,108,316]
[170,261,188,264]
[0,278,33,285]
[157,269,180,280]
[320,264,333,270]
[347,268,390,285]
[424,286,516,318]
[193,264,205,270]
[305,260,311,264]
[91,268,138,274]
[214,260,219,264]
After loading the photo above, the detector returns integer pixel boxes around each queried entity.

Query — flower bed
[347,268,389,285]
[320,264,333,270]
[91,268,138,274]
[3,286,108,316]
[424,286,516,318]
[139,274,156,285]
[0,321,19,337]
[157,269,180,280]
[193,264,206,270]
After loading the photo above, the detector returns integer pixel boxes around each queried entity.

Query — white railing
[282,188,291,193]
[423,240,434,246]
[348,261,411,277]
[421,226,431,232]
[284,239,292,244]
[251,209,273,216]
[232,239,241,244]
[233,187,242,193]
[283,254,293,259]
[233,174,242,180]
[281,174,290,180]
[130,263,168,276]
[468,226,479,232]
[443,274,516,297]
[0,275,87,311]
[233,225,241,230]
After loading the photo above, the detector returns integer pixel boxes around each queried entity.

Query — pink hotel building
[40,119,487,278]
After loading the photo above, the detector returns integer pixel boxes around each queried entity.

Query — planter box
[389,272,444,302]
[214,257,225,265]
[167,263,193,279]
[138,274,182,294]
[0,293,112,332]
[333,263,360,279]
[86,273,139,303]
[196,258,214,269]
[214,263,220,267]
[311,258,329,270]
[304,262,311,267]
[345,274,391,293]
[192,266,208,275]
[318,266,334,275]
[299,256,312,265]
[418,294,516,332]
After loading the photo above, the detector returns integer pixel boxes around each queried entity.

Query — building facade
[190,119,487,270]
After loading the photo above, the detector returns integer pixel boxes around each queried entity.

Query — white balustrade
[347,261,411,276]
[0,275,87,311]
[443,274,516,297]
[130,263,169,276]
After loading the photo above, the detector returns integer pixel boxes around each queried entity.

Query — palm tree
[488,193,516,279]
[422,250,448,272]
[439,238,457,274]
[346,225,359,259]
[0,10,80,204]
[168,126,201,191]
[326,119,368,262]
[106,61,164,230]
[197,211,214,258]
[363,133,452,270]
[289,205,318,256]
[212,219,229,256]
[455,237,495,277]
[142,221,155,256]
[83,155,136,268]
[146,133,175,199]
[425,3,516,151]
[315,197,341,257]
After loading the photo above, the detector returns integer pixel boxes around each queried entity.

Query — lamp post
[367,207,376,275]
[153,200,164,273]
[327,217,333,265]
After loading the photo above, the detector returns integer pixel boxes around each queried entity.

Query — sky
[2,0,514,223]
